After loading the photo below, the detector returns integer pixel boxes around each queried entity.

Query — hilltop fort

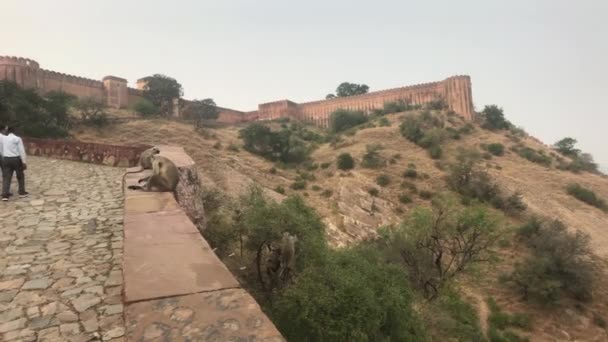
[0,56,475,126]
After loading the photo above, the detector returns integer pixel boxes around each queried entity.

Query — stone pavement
[0,157,125,341]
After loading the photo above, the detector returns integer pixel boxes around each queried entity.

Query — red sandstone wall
[293,78,473,128]
[127,88,145,107]
[23,137,150,167]
[38,69,105,102]
[216,107,247,124]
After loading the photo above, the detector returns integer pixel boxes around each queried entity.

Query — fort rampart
[214,75,474,126]
[0,56,143,109]
[1,56,474,126]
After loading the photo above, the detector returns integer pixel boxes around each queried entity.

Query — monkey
[127,155,179,192]
[266,246,282,282]
[278,232,298,280]
[125,146,160,174]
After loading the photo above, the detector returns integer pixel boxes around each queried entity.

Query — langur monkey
[278,232,298,279]
[127,155,179,192]
[125,147,160,174]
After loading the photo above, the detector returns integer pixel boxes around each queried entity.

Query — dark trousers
[2,157,25,196]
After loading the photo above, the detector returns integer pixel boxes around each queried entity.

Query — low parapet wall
[122,146,284,341]
[23,137,150,167]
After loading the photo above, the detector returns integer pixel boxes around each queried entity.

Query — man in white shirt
[2,126,28,201]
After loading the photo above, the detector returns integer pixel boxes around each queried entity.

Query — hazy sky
[2,1,607,170]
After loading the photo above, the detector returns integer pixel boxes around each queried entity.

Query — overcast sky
[2,0,607,170]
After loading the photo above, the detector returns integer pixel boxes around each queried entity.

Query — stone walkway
[0,157,125,341]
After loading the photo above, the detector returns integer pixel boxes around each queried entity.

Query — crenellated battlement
[0,56,40,69]
[40,69,104,87]
[299,79,443,107]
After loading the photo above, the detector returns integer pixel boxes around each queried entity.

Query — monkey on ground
[127,155,179,192]
[125,146,160,174]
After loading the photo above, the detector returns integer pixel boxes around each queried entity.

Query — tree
[384,198,501,300]
[0,81,71,138]
[335,82,369,97]
[73,97,108,128]
[554,137,580,157]
[325,93,336,99]
[182,98,219,129]
[140,74,183,116]
[481,105,510,130]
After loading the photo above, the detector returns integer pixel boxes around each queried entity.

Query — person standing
[2,126,28,201]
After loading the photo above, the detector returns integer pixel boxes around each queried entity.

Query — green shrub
[311,185,322,191]
[320,162,331,169]
[381,99,418,114]
[447,150,525,215]
[419,190,433,200]
[487,298,531,331]
[336,153,355,170]
[321,189,333,198]
[269,167,277,174]
[273,247,425,341]
[376,174,390,187]
[132,98,158,117]
[428,145,443,159]
[426,290,485,341]
[511,219,594,304]
[368,188,379,197]
[240,123,311,164]
[361,144,385,169]
[275,186,285,194]
[486,143,505,156]
[329,109,368,133]
[290,180,307,190]
[566,183,608,211]
[399,194,412,204]
[213,141,222,149]
[403,168,418,179]
[516,147,552,166]
[378,117,390,127]
[74,97,109,128]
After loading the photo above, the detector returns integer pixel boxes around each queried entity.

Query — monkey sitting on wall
[127,154,179,192]
[125,146,160,174]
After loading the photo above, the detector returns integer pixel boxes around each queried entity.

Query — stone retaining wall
[122,146,284,341]
[23,138,150,167]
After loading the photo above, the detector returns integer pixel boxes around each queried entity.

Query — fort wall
[0,56,475,125]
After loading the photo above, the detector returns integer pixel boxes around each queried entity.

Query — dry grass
[73,111,608,341]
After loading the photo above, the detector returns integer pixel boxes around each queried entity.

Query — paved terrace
[1,153,283,341]
[0,157,125,341]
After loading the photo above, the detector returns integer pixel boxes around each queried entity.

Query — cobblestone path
[0,157,125,341]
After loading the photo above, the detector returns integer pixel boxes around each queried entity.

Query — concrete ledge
[122,146,284,341]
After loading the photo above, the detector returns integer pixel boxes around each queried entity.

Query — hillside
[73,110,608,341]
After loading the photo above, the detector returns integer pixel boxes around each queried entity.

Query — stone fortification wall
[0,56,475,126]
[255,75,474,127]
[0,56,134,109]
[23,137,150,167]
